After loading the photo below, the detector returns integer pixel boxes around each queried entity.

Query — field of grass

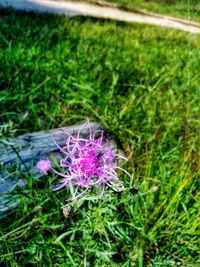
[0,7,200,267]
[84,0,200,21]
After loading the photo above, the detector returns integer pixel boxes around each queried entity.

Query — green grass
[83,0,200,21]
[0,8,200,267]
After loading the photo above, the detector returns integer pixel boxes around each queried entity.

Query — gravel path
[1,0,200,34]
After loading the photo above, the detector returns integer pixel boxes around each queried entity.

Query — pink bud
[37,160,52,174]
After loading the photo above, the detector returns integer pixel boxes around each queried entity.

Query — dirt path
[1,0,200,34]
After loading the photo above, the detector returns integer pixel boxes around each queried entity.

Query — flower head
[37,119,131,201]
[36,159,52,174]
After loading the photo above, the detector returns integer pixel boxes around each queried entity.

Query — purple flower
[36,159,52,174]
[37,119,131,201]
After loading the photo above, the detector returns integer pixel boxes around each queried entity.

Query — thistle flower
[36,159,52,174]
[37,120,131,201]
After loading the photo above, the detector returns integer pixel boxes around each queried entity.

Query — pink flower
[37,159,52,174]
[37,119,131,201]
